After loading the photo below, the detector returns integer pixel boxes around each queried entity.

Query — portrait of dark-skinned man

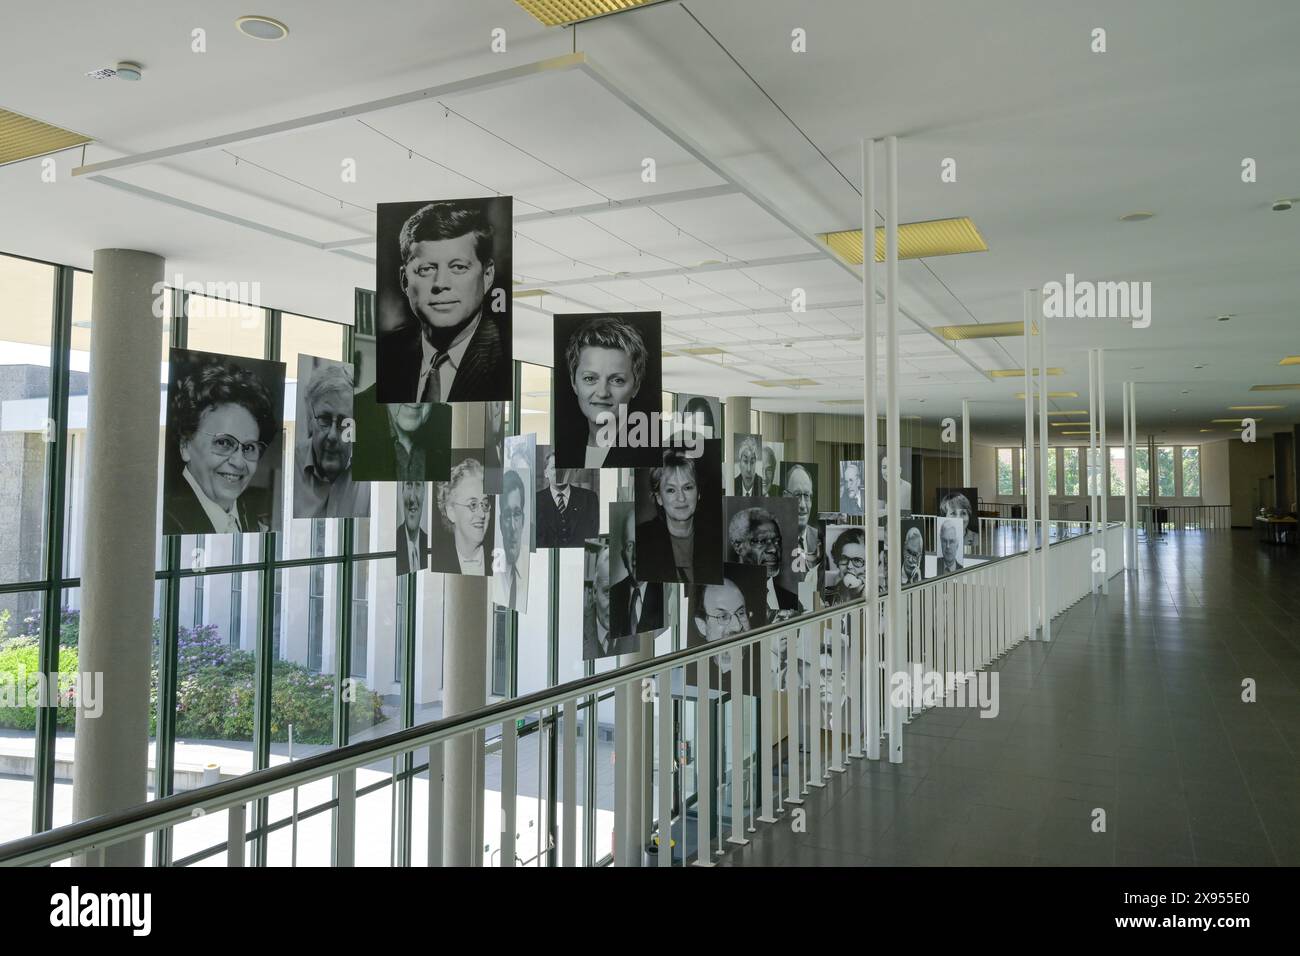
[374,198,512,404]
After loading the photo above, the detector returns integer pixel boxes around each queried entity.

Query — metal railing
[1137,503,1232,532]
[0,522,1128,868]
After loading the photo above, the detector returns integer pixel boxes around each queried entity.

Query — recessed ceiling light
[1199,428,1214,433]
[1272,199,1294,212]
[1131,366,1144,370]
[936,320,1033,340]
[1211,418,1261,423]
[1250,384,1300,391]
[1180,390,1190,394]
[819,217,989,265]
[1119,211,1155,222]
[236,15,289,40]
[990,367,1064,378]
[1216,315,1233,322]
[1229,405,1283,411]
[1192,364,1206,370]
[515,0,669,25]
[1279,356,1300,366]
[114,61,142,81]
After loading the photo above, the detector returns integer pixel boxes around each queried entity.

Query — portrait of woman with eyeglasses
[431,450,495,575]
[163,348,285,535]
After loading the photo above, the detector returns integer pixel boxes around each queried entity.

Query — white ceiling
[1,0,1297,447]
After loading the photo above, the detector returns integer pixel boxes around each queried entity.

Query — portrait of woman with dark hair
[553,312,662,469]
[163,348,284,535]
[431,450,495,576]
[634,440,723,586]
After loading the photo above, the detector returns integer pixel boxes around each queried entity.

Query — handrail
[0,519,1125,867]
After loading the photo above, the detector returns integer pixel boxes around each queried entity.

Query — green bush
[0,610,385,746]
[0,643,81,731]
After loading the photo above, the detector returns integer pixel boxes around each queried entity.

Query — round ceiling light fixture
[1216,314,1233,322]
[236,15,289,40]
[1271,198,1294,212]
[1119,211,1155,222]
[115,61,143,81]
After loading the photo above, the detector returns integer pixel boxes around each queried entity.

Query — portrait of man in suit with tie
[583,539,639,661]
[395,480,428,577]
[781,461,822,571]
[374,198,512,404]
[535,446,600,548]
[609,503,665,640]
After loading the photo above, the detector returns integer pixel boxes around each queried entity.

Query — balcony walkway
[720,529,1300,866]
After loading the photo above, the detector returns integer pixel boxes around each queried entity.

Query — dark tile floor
[721,529,1300,866]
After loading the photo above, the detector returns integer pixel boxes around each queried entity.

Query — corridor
[722,531,1300,866]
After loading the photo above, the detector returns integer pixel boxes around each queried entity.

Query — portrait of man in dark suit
[609,503,665,639]
[374,198,512,404]
[583,539,639,661]
[349,383,451,482]
[535,446,600,548]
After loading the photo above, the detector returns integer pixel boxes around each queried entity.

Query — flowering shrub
[0,610,385,745]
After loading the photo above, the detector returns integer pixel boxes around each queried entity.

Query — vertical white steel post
[1022,291,1037,639]
[694,659,714,866]
[561,701,576,866]
[962,398,971,486]
[427,742,444,868]
[501,717,517,867]
[848,612,862,759]
[1037,289,1050,640]
[830,622,845,773]
[884,135,903,763]
[861,136,881,762]
[785,638,803,806]
[757,634,777,822]
[1121,383,1131,571]
[727,654,748,846]
[1098,350,1109,593]
[1087,349,1098,593]
[657,670,672,867]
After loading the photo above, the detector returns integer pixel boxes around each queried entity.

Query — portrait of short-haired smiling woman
[163,348,286,536]
[553,312,662,469]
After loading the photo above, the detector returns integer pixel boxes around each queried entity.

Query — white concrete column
[1122,382,1131,570]
[1021,291,1037,639]
[443,402,488,866]
[73,249,165,867]
[1036,293,1050,638]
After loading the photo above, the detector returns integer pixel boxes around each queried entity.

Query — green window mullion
[32,264,74,835]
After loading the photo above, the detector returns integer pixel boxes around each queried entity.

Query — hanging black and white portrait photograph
[937,486,979,549]
[762,440,784,496]
[935,515,966,576]
[634,439,723,586]
[875,446,914,517]
[534,444,600,549]
[350,310,451,483]
[430,448,495,576]
[900,516,926,585]
[732,433,764,496]
[163,347,285,536]
[293,355,370,519]
[583,536,640,661]
[492,433,535,611]
[822,525,867,607]
[395,480,429,577]
[723,496,803,622]
[838,459,865,516]
[373,197,513,404]
[675,393,720,439]
[686,561,766,692]
[780,461,821,569]
[553,312,663,469]
[482,400,506,494]
[608,502,667,640]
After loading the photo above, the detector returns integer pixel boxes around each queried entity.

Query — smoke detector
[236,15,290,40]
[85,61,142,80]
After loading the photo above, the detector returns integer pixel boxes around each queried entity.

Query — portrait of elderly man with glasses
[293,356,370,519]
[686,562,765,693]
[164,348,284,535]
[431,451,495,576]
[725,501,803,623]
[780,461,822,570]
